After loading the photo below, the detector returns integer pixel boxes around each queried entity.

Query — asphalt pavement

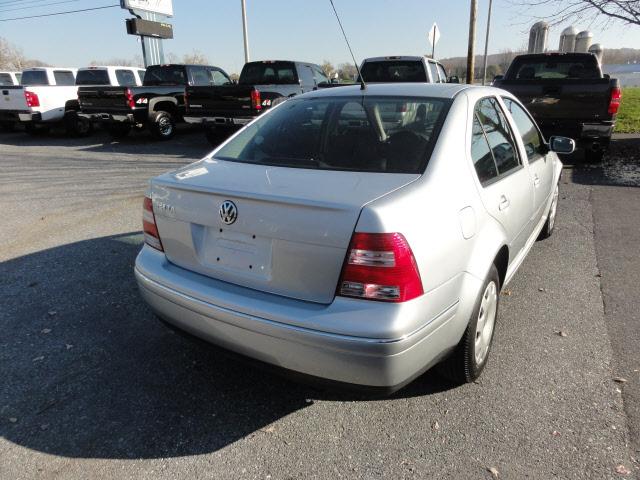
[0,128,638,479]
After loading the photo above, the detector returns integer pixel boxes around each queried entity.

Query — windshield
[143,66,186,86]
[508,56,601,80]
[239,62,297,85]
[360,61,428,83]
[76,69,110,85]
[214,96,450,173]
[20,70,49,86]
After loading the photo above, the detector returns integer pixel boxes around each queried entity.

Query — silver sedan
[135,83,573,392]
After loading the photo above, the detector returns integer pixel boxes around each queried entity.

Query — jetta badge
[219,200,238,225]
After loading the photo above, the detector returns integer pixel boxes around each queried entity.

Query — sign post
[121,0,174,67]
[428,23,441,59]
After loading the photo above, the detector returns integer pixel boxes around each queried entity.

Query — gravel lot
[0,129,638,479]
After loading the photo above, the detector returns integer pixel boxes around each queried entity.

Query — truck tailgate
[0,86,27,111]
[78,86,130,111]
[186,85,256,116]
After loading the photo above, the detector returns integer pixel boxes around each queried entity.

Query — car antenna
[328,0,366,90]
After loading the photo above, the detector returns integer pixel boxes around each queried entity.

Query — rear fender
[149,97,178,116]
[464,218,509,289]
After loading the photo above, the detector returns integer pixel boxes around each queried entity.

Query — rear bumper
[78,112,136,124]
[184,115,254,127]
[134,246,477,388]
[538,120,614,143]
[0,110,40,123]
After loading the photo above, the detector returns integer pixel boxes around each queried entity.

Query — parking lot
[1,129,639,479]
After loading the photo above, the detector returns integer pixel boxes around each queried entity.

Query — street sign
[126,18,173,39]
[428,23,441,47]
[121,0,173,17]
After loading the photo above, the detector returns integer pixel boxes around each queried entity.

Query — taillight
[143,196,163,251]
[24,90,40,107]
[608,87,621,115]
[337,232,423,302]
[251,89,262,111]
[125,88,135,109]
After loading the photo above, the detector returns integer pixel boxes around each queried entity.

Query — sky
[1,0,639,74]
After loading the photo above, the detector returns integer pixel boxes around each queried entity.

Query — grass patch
[615,87,640,134]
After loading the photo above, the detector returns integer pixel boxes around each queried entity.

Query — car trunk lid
[151,159,419,304]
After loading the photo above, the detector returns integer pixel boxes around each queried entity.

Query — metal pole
[466,0,477,84]
[482,0,493,85]
[431,25,436,59]
[241,0,250,63]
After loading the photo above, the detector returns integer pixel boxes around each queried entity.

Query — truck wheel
[438,264,500,384]
[105,123,131,139]
[205,126,234,146]
[24,123,50,136]
[64,111,94,137]
[150,111,176,140]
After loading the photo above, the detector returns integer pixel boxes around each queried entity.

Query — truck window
[210,69,231,86]
[475,97,521,175]
[190,66,210,86]
[0,73,12,85]
[508,56,600,80]
[115,69,137,86]
[360,60,427,82]
[54,71,75,86]
[299,65,316,87]
[239,62,298,85]
[427,61,439,82]
[502,97,545,161]
[20,70,49,86]
[437,64,447,83]
[76,69,110,85]
[15,73,21,84]
[313,66,330,84]
[144,66,186,86]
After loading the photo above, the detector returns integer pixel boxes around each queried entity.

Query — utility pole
[241,0,250,63]
[466,0,477,84]
[482,0,493,85]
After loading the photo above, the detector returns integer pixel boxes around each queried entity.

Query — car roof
[302,82,472,99]
[78,66,144,71]
[363,56,432,62]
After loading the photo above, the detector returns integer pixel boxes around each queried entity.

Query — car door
[471,97,535,258]
[501,96,554,223]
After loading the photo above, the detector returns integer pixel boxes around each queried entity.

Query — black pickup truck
[78,64,232,140]
[184,60,329,145]
[493,53,621,162]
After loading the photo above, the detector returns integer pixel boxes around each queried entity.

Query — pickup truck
[78,64,232,140]
[183,60,328,145]
[493,53,621,162]
[359,55,456,83]
[0,67,77,134]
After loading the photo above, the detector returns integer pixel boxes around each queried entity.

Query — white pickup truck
[0,66,144,135]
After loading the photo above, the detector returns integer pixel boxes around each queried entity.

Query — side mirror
[549,136,575,154]
[448,76,460,84]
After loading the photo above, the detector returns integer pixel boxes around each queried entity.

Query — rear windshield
[76,69,110,85]
[507,56,601,80]
[214,95,450,173]
[239,62,297,85]
[360,61,428,83]
[21,70,49,86]
[143,66,186,86]
[0,73,13,85]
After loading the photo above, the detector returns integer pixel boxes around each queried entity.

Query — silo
[559,26,578,53]
[528,21,549,54]
[588,43,604,64]
[575,30,593,53]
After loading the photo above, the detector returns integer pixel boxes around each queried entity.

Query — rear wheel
[64,111,94,137]
[24,123,50,135]
[538,184,559,240]
[149,111,176,140]
[439,264,500,384]
[105,123,131,139]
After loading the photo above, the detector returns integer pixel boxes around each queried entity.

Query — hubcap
[548,185,559,231]
[158,117,172,136]
[474,281,497,365]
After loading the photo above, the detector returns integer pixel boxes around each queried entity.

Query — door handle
[533,174,541,187]
[499,195,510,211]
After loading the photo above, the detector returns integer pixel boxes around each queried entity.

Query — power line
[0,0,82,13]
[0,3,118,21]
[0,0,67,7]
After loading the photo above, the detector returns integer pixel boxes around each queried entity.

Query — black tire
[538,184,559,240]
[1,121,15,132]
[149,111,176,140]
[205,126,234,146]
[24,123,50,135]
[439,264,500,384]
[105,123,131,139]
[64,111,94,137]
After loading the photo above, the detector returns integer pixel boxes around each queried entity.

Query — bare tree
[0,37,48,70]
[337,62,357,81]
[182,50,209,65]
[513,0,640,26]
[321,60,336,78]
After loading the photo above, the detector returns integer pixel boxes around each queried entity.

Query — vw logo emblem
[219,200,238,225]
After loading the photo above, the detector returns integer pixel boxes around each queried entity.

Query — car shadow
[570,136,640,188]
[0,233,453,460]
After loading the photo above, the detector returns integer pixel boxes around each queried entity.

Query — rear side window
[115,69,137,86]
[313,66,330,84]
[214,96,450,173]
[427,61,438,82]
[210,69,230,86]
[508,56,600,80]
[239,62,297,85]
[471,114,499,184]
[360,61,427,83]
[76,69,110,85]
[299,65,316,87]
[144,66,186,86]
[502,97,545,161]
[475,97,520,175]
[437,64,447,83]
[20,70,49,86]
[54,71,75,85]
[190,66,210,86]
[0,73,12,85]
